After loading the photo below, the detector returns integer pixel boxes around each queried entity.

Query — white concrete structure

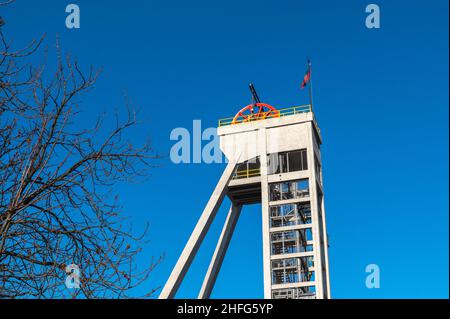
[159,106,330,299]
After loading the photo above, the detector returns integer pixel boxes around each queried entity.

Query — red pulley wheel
[232,103,279,124]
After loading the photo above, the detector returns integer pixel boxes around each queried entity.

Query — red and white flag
[301,60,311,89]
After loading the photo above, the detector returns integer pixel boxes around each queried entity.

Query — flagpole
[308,59,314,113]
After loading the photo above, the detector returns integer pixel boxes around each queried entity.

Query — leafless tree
[0,10,161,298]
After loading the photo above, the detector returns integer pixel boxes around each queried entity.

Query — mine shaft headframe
[231,83,280,124]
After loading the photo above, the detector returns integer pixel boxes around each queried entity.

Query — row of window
[231,149,310,179]
[271,257,315,285]
[268,149,308,174]
[270,202,312,228]
[271,229,313,255]
[269,179,309,202]
[272,286,316,299]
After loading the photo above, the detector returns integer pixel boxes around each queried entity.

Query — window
[270,203,312,228]
[268,153,280,174]
[269,179,309,201]
[271,230,314,255]
[280,153,288,173]
[271,257,315,285]
[272,286,316,299]
[267,149,308,175]
[288,150,302,172]
[296,179,309,198]
[280,182,294,200]
[302,150,308,170]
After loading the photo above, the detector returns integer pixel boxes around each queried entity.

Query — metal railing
[218,104,312,127]
[231,168,261,179]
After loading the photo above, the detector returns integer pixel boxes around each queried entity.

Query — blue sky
[2,0,448,298]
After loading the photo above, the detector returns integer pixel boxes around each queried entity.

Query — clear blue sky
[2,0,448,298]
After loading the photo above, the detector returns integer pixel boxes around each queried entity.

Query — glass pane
[268,153,279,174]
[305,228,313,241]
[296,179,309,197]
[281,182,294,200]
[301,149,308,170]
[288,150,302,172]
[297,203,312,224]
[270,184,281,201]
[280,153,288,173]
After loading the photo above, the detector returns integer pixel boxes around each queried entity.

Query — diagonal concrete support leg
[159,158,240,299]
[198,203,242,299]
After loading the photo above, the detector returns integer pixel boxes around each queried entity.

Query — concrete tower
[159,102,330,299]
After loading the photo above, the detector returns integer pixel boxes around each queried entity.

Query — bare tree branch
[0,10,162,299]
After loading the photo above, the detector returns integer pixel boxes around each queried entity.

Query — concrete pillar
[306,122,324,298]
[159,158,239,299]
[198,203,242,299]
[258,127,272,299]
